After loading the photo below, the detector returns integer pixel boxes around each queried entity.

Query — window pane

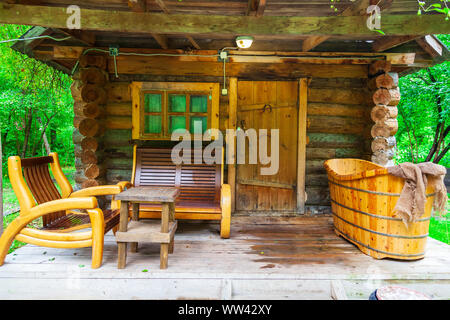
[144,115,162,134]
[169,115,186,133]
[190,116,207,134]
[168,94,186,112]
[190,95,208,113]
[144,94,162,112]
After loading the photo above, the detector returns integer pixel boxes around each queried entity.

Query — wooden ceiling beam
[186,35,201,50]
[155,0,170,14]
[59,29,96,46]
[372,35,420,52]
[302,0,394,52]
[302,0,372,52]
[128,0,146,12]
[416,35,443,58]
[0,4,448,37]
[152,33,169,49]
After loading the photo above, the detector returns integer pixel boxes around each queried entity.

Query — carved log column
[71,55,108,190]
[368,60,399,166]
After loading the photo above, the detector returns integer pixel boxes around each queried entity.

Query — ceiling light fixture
[236,36,254,49]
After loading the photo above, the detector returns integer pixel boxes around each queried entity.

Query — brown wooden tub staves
[324,159,435,260]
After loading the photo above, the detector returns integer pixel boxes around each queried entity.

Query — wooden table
[114,186,180,269]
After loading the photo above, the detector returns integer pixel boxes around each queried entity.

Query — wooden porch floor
[1,216,449,300]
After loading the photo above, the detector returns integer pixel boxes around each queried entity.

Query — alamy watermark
[171,123,279,176]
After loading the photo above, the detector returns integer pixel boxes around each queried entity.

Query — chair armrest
[18,197,98,227]
[70,185,122,198]
[117,181,132,191]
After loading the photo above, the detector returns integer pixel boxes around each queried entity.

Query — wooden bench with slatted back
[132,147,223,221]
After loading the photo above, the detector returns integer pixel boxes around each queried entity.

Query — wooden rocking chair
[0,153,131,269]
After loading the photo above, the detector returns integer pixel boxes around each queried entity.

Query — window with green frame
[140,90,210,138]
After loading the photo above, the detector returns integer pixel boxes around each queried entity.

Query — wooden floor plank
[0,218,449,299]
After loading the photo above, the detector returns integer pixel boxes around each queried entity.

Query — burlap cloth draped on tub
[387,162,448,227]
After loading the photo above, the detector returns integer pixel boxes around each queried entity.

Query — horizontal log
[308,115,368,135]
[111,57,369,79]
[371,119,398,138]
[82,178,107,189]
[368,72,399,90]
[80,67,108,85]
[308,88,368,105]
[84,163,106,179]
[81,137,103,152]
[1,4,446,36]
[81,150,104,165]
[371,136,397,153]
[372,148,395,166]
[307,133,362,149]
[308,103,366,118]
[106,169,132,184]
[104,146,133,159]
[105,157,133,170]
[79,118,105,137]
[106,83,131,103]
[369,60,392,77]
[335,148,363,158]
[305,174,329,187]
[83,103,106,119]
[306,148,336,160]
[106,102,132,116]
[371,105,398,122]
[309,77,366,89]
[106,116,132,130]
[372,88,401,106]
[305,186,330,205]
[103,129,132,147]
[306,160,327,174]
[79,55,107,70]
[80,84,107,105]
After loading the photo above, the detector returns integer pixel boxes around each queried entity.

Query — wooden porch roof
[2,0,450,76]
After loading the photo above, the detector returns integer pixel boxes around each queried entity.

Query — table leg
[130,202,139,253]
[168,202,175,254]
[117,201,129,269]
[160,203,170,269]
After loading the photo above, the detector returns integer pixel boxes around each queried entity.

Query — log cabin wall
[71,56,375,215]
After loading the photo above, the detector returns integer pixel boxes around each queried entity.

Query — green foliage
[395,34,450,166]
[0,24,74,177]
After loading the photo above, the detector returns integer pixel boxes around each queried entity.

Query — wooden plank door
[236,81,299,213]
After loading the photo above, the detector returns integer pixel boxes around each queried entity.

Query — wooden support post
[368,61,399,166]
[227,78,238,213]
[130,202,139,253]
[160,203,170,269]
[117,201,129,269]
[297,78,308,214]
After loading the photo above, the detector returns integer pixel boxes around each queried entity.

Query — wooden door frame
[297,78,308,214]
[227,78,308,214]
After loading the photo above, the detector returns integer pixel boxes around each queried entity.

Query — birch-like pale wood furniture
[115,186,180,269]
[130,147,231,238]
[0,153,130,269]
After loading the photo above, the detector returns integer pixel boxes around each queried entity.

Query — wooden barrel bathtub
[324,159,435,260]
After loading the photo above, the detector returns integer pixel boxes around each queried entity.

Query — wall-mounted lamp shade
[236,36,254,49]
